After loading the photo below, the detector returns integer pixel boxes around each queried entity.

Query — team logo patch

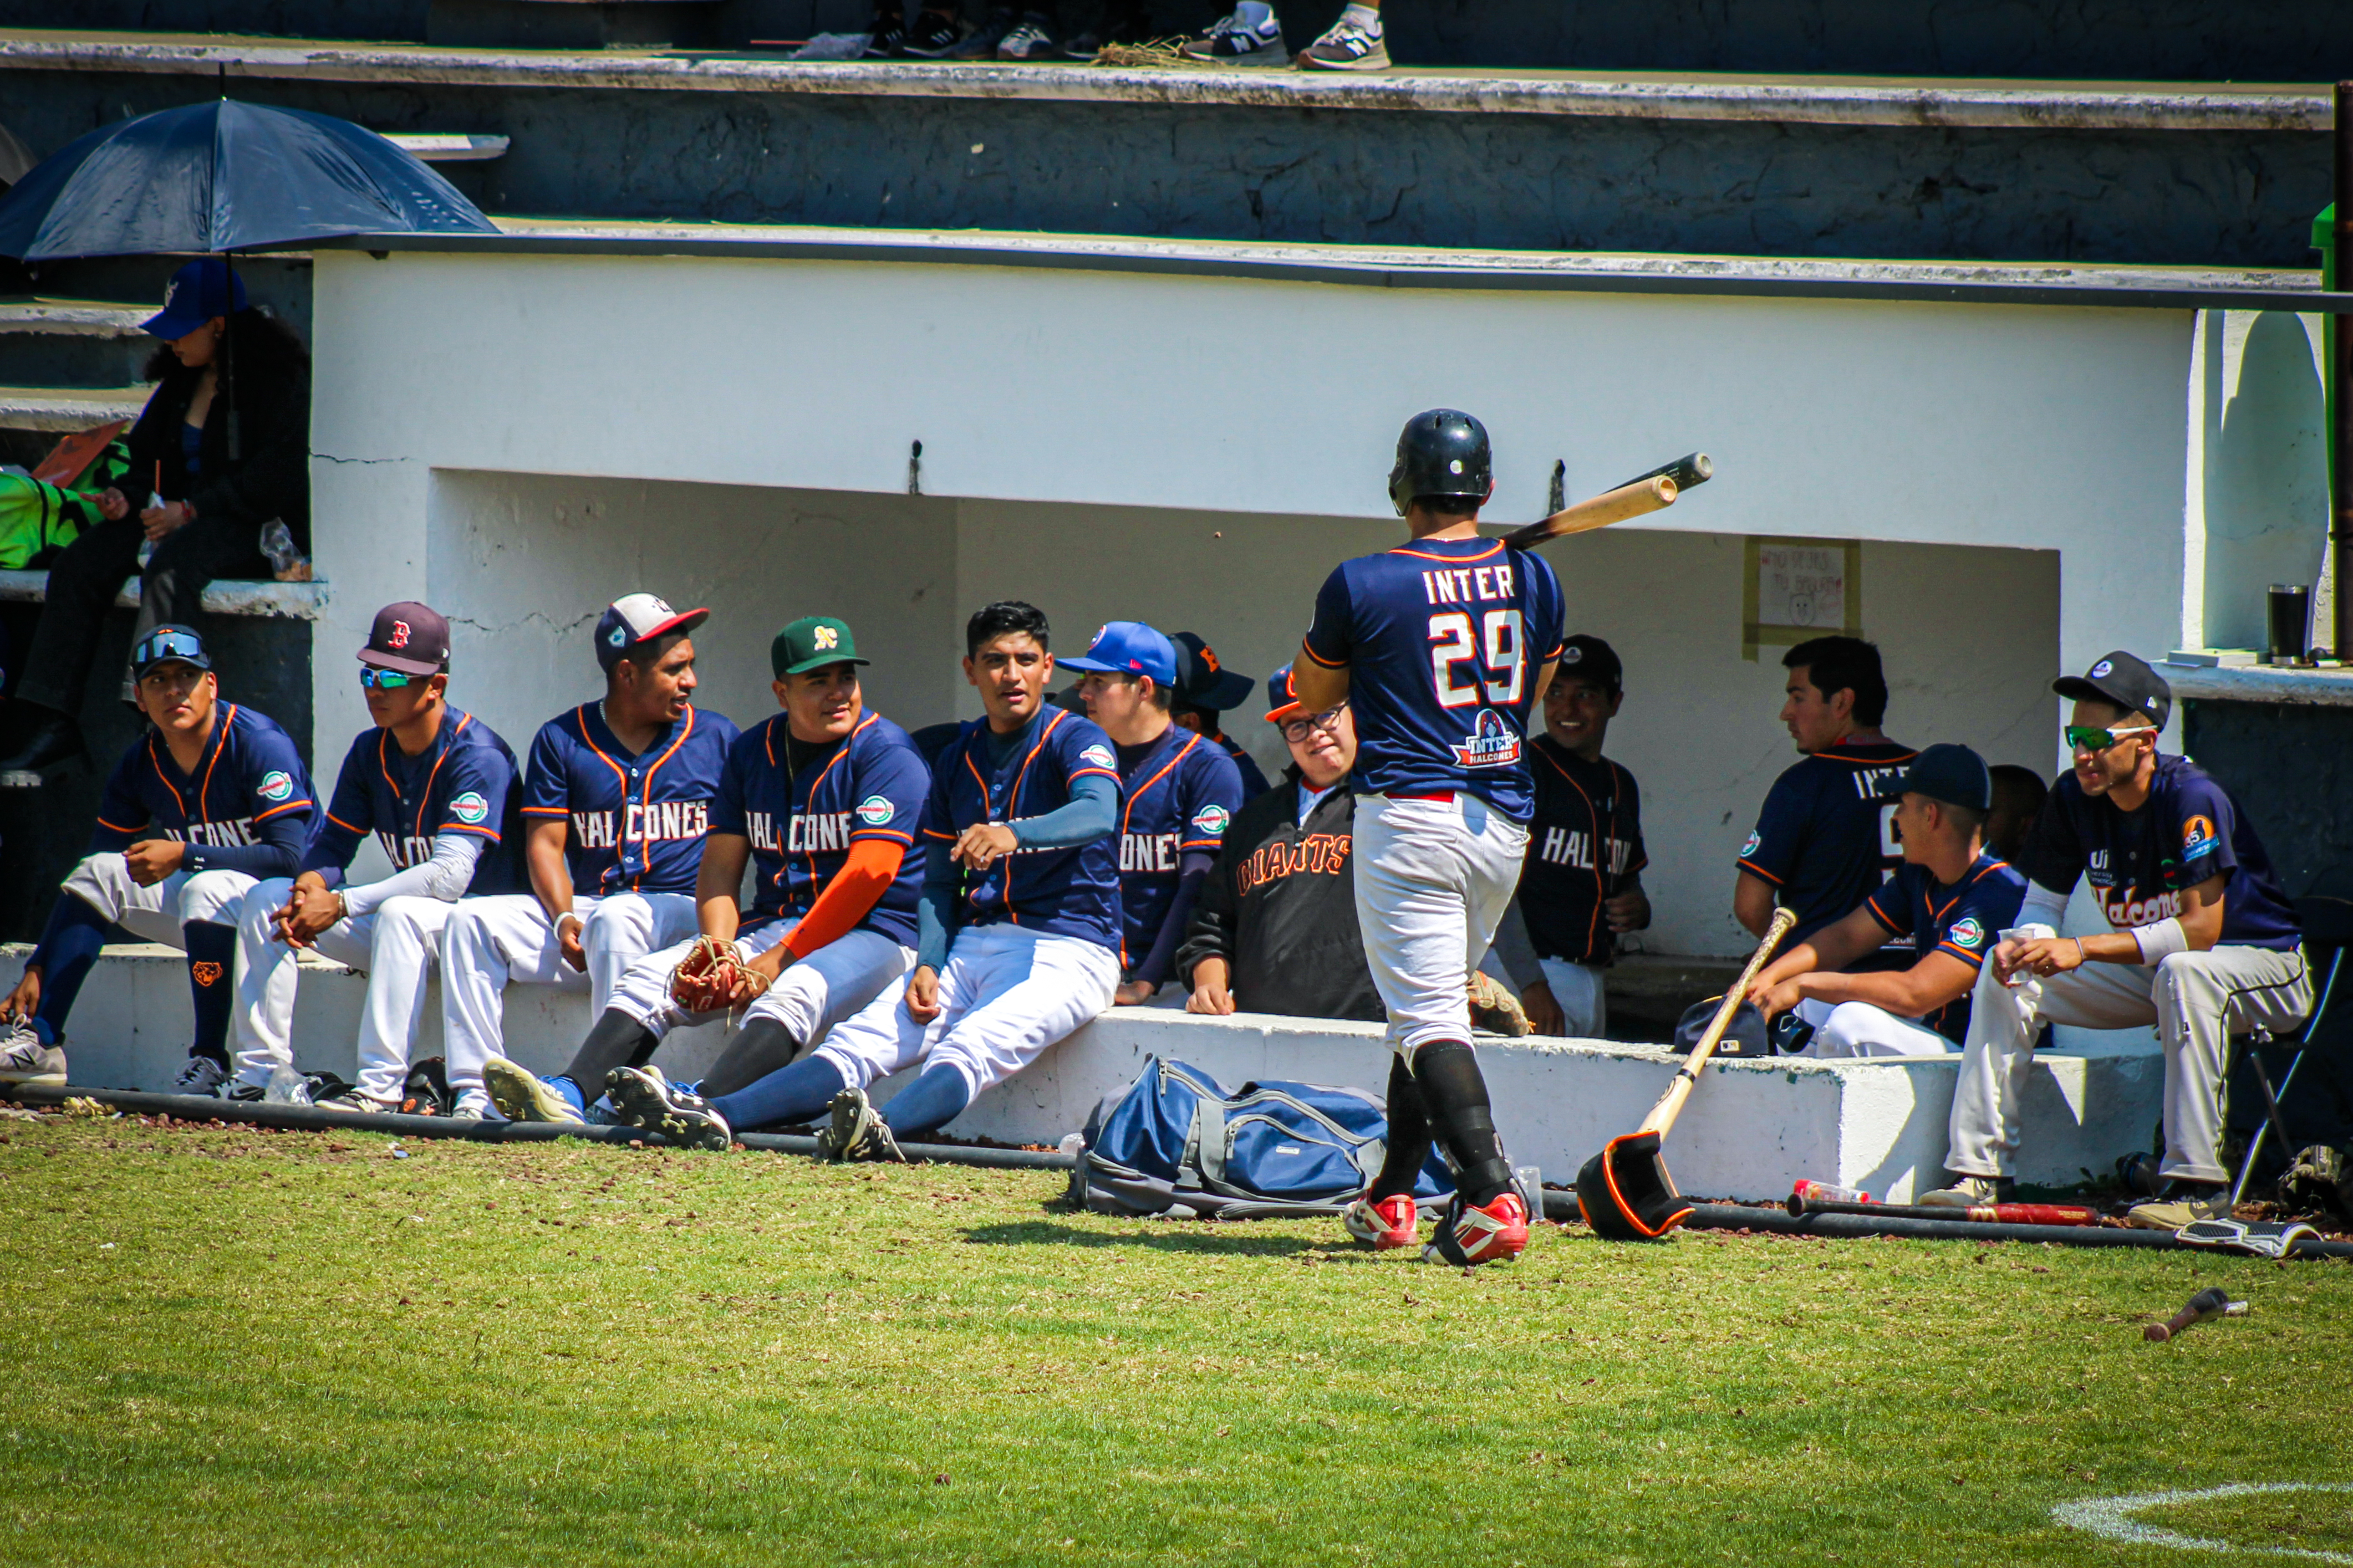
[191,962,223,988]
[1739,829,1762,859]
[389,619,412,650]
[258,770,294,803]
[1948,917,1985,951]
[1080,743,1115,769]
[450,790,489,825]
[1191,804,1232,837]
[607,625,627,647]
[2089,658,2113,678]
[1561,645,1583,664]
[2182,814,2219,860]
[856,794,895,826]
[1449,709,1522,770]
[814,625,840,650]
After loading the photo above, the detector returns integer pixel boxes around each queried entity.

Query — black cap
[1555,634,1622,694]
[1895,742,1992,813]
[1168,632,1256,713]
[1387,408,1493,517]
[1674,997,1768,1057]
[130,623,212,680]
[2052,650,2170,729]
[361,601,451,676]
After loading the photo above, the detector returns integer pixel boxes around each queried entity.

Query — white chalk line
[2054,1482,2353,1562]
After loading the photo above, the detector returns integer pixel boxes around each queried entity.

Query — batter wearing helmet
[1289,409,1565,1265]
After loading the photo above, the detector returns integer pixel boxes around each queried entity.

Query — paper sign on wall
[1744,537,1862,660]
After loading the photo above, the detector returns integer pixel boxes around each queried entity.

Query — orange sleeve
[782,839,907,961]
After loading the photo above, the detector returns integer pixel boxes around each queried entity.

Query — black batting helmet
[1387,408,1493,518]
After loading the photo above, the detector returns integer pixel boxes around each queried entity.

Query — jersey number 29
[1429,610,1525,708]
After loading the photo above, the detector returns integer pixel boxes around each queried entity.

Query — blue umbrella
[0,98,497,261]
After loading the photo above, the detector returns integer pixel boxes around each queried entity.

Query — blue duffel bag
[1074,1056,1455,1219]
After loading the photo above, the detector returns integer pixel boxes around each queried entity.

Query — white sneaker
[172,1055,231,1096]
[0,1025,66,1085]
[1916,1174,2015,1208]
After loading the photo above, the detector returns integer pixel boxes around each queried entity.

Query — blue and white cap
[594,593,709,672]
[1060,620,1178,689]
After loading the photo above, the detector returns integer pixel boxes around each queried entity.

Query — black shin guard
[1412,1040,1514,1207]
[562,1009,660,1094]
[1368,1051,1432,1202]
[696,1018,803,1100]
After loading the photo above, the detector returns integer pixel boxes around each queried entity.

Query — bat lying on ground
[1503,452,1713,550]
[2143,1286,2247,1342]
[1788,1193,2101,1228]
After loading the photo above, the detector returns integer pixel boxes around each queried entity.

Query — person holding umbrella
[0,258,310,782]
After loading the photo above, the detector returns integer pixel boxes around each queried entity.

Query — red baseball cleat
[1342,1191,1421,1250]
[1424,1189,1530,1266]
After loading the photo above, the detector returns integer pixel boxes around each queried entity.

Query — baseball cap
[1555,634,1623,694]
[1262,662,1301,723]
[2052,650,2171,730]
[360,601,451,676]
[142,258,246,342]
[772,615,869,677]
[1894,742,1992,813]
[1673,997,1769,1057]
[1168,632,1257,713]
[1060,621,1178,689]
[594,593,710,672]
[130,623,212,680]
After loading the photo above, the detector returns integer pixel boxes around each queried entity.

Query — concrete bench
[0,569,327,619]
[9,944,2162,1202]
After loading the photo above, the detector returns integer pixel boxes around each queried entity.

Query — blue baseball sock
[879,1064,969,1141]
[29,892,110,1046]
[544,1075,589,1115]
[183,921,236,1066]
[708,1054,846,1133]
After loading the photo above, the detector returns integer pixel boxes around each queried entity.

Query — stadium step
[0,298,154,389]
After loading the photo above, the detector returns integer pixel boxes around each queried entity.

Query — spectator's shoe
[2126,1181,2232,1230]
[2115,1151,2164,1198]
[605,1065,732,1151]
[864,20,905,55]
[225,1082,267,1104]
[1424,1189,1530,1266]
[1294,10,1388,70]
[1181,2,1289,64]
[0,1025,65,1085]
[484,1056,585,1125]
[1467,971,1531,1037]
[1916,1173,2017,1207]
[996,13,1059,57]
[817,1086,906,1163]
[0,708,84,788]
[947,7,1017,57]
[899,7,962,55]
[1342,1191,1420,1250]
[172,1055,230,1097]
[318,1087,396,1115]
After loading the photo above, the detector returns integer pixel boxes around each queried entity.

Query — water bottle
[264,1065,312,1106]
[1791,1179,1873,1208]
[137,487,162,568]
[1514,1162,1545,1222]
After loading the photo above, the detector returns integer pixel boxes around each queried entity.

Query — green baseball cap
[772,615,869,677]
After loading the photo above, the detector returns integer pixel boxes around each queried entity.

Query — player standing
[0,627,316,1094]
[1288,409,1564,1265]
[231,604,526,1114]
[436,594,737,1118]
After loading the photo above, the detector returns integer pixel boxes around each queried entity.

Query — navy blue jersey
[1520,737,1647,967]
[1210,729,1271,800]
[304,709,527,897]
[711,709,930,947]
[922,708,1123,948]
[1864,852,2028,1040]
[93,702,317,858]
[1302,536,1566,820]
[2020,754,2300,951]
[520,702,739,897]
[1113,727,1245,972]
[1738,740,1918,951]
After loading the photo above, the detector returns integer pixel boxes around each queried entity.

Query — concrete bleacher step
[0,383,147,432]
[0,568,327,617]
[0,297,154,389]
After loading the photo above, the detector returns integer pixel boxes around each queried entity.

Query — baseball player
[0,626,315,1094]
[1743,744,2026,1059]
[436,594,737,1118]
[230,603,525,1114]
[1167,630,1271,799]
[1486,634,1648,1038]
[496,616,926,1131]
[1734,636,1917,964]
[1063,620,1245,1004]
[613,602,1121,1157]
[1924,653,2309,1228]
[1288,409,1565,1265]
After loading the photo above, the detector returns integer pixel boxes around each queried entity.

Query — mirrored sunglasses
[133,629,204,669]
[359,667,419,691]
[2064,723,2151,753]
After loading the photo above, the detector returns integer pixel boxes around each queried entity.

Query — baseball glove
[1466,970,1531,1038]
[670,936,769,1014]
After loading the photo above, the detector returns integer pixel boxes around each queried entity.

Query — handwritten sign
[1744,537,1862,660]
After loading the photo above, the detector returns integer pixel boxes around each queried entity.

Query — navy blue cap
[143,258,246,342]
[2053,650,2171,730]
[1673,997,1768,1056]
[1169,632,1257,713]
[1896,742,1992,813]
[1060,621,1178,688]
[1263,663,1300,722]
[131,623,212,679]
[1555,634,1623,694]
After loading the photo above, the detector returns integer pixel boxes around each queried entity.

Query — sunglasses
[132,629,205,670]
[1278,704,1349,743]
[2065,723,2153,753]
[360,667,422,691]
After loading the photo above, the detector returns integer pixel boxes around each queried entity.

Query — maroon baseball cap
[360,601,451,676]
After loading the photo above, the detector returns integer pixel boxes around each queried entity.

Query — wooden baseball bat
[1501,452,1713,550]
[2143,1286,2244,1342]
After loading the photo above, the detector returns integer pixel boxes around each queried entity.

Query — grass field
[4,1112,2349,1567]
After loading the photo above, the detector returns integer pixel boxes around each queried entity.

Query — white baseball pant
[812,923,1118,1108]
[1353,793,1527,1054]
[1789,995,1954,1059]
[1948,935,2311,1183]
[230,879,456,1099]
[439,891,699,1103]
[605,920,916,1049]
[62,851,256,941]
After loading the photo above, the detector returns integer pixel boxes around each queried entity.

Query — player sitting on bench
[1744,743,2026,1058]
